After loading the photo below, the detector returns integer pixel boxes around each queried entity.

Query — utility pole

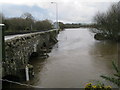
[51,2,59,29]
[0,24,4,90]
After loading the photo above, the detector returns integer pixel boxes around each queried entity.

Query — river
[28,28,118,88]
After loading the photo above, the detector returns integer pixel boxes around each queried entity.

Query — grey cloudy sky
[0,0,119,23]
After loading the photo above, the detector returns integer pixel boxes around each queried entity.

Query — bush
[93,2,120,41]
[85,83,112,90]
[35,20,52,31]
[2,12,53,35]
[101,61,120,87]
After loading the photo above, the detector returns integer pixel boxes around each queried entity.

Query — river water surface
[29,28,118,88]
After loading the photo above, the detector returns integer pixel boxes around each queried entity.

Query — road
[4,34,31,40]
[5,29,58,40]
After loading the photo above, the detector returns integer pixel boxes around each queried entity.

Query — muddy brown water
[29,28,118,88]
[3,28,119,88]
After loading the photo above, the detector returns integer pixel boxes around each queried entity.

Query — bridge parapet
[3,30,58,81]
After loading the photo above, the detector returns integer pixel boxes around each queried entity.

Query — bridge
[2,30,59,81]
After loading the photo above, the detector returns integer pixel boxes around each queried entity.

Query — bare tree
[21,12,35,31]
[21,12,34,20]
[93,2,120,41]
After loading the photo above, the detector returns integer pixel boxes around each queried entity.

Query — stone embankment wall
[2,30,58,81]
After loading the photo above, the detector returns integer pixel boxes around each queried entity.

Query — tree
[3,12,53,35]
[35,19,52,31]
[4,18,27,32]
[21,12,35,31]
[58,22,65,29]
[21,12,34,20]
[93,2,120,41]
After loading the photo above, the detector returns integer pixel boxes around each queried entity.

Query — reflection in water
[30,28,118,88]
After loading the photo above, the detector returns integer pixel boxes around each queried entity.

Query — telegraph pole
[0,24,4,90]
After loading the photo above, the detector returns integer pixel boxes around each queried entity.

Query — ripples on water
[30,28,118,88]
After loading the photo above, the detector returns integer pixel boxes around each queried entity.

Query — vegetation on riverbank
[1,12,96,35]
[61,23,96,29]
[1,12,53,35]
[85,61,120,89]
[92,2,120,41]
[85,83,112,90]
[101,61,120,87]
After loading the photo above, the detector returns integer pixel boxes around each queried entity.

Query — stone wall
[2,30,58,80]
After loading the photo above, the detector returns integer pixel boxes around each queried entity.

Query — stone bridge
[2,30,59,81]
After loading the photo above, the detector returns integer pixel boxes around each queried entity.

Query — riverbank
[94,33,120,42]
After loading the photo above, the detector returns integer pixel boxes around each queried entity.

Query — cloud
[2,4,50,20]
[0,0,119,5]
[1,0,120,23]
[55,2,114,23]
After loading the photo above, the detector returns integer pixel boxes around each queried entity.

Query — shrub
[85,83,112,90]
[93,2,120,41]
[101,61,120,87]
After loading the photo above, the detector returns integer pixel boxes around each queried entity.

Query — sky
[0,0,119,23]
